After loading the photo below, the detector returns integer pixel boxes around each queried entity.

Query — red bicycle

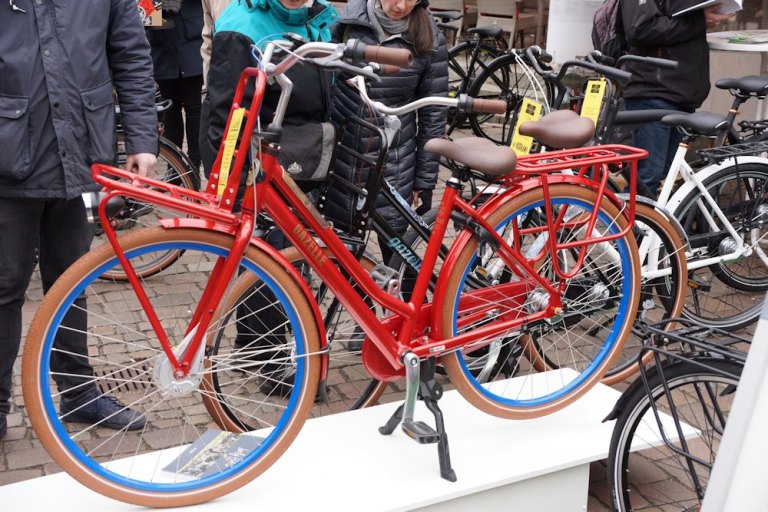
[23,38,645,506]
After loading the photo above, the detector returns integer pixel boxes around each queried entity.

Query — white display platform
[1,375,643,511]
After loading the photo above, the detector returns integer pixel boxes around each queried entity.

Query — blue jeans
[0,197,95,415]
[624,98,693,197]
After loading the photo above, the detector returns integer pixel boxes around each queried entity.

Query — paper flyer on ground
[163,429,263,479]
[708,30,768,45]
[673,0,742,17]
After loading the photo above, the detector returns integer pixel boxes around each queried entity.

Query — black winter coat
[0,0,157,199]
[147,0,205,80]
[620,0,709,109]
[323,0,448,233]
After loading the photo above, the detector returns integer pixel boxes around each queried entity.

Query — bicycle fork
[379,352,457,482]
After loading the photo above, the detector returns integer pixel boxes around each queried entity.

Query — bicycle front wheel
[439,184,640,418]
[607,359,742,511]
[202,246,387,429]
[466,52,554,146]
[23,227,320,507]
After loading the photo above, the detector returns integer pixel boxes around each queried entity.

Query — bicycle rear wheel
[447,40,504,129]
[600,203,687,385]
[439,184,640,418]
[96,136,201,280]
[202,247,387,429]
[466,52,554,146]
[673,163,768,330]
[607,359,742,511]
[23,227,320,507]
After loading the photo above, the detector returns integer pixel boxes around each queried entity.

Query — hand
[124,153,157,177]
[412,189,433,216]
[703,4,735,28]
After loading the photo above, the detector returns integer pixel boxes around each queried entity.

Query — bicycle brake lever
[307,57,381,83]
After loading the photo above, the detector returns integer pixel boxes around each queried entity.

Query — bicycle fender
[665,156,768,213]
[156,220,330,378]
[615,193,691,251]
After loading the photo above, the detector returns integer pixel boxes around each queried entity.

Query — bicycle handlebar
[361,44,413,68]
[349,75,505,117]
[617,54,678,70]
[377,64,402,75]
[469,98,508,114]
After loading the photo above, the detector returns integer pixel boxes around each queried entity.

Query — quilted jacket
[322,0,448,233]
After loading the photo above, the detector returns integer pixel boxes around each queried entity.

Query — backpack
[591,0,627,61]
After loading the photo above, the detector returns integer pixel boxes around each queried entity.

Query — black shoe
[0,414,7,439]
[60,390,146,431]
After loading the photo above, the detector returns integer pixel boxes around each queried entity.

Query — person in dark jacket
[0,0,158,439]
[148,0,205,170]
[324,0,448,248]
[621,0,732,196]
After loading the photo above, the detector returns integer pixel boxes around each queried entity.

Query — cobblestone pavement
[0,193,758,511]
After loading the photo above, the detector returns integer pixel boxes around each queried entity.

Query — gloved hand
[413,189,433,216]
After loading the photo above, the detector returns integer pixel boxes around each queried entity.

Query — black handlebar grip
[363,45,414,68]
[470,98,508,114]
[643,57,679,70]
[538,49,553,64]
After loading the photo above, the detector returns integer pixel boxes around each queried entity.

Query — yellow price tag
[580,79,606,129]
[217,108,246,196]
[509,98,543,156]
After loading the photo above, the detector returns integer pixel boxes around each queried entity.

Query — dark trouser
[157,75,204,170]
[624,97,694,197]
[235,225,291,351]
[0,197,95,415]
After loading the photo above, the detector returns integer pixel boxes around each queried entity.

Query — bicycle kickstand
[379,352,457,482]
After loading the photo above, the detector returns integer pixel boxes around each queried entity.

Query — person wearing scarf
[323,0,448,294]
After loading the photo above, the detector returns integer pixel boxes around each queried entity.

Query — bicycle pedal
[687,279,712,293]
[402,420,440,444]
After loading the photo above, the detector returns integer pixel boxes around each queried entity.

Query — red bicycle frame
[93,66,646,383]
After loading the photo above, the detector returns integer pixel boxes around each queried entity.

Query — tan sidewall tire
[23,227,321,507]
[600,203,687,385]
[440,185,641,419]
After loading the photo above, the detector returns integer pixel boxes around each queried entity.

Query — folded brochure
[163,428,263,479]
[673,0,742,17]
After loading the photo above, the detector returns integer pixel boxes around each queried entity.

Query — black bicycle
[605,317,749,511]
